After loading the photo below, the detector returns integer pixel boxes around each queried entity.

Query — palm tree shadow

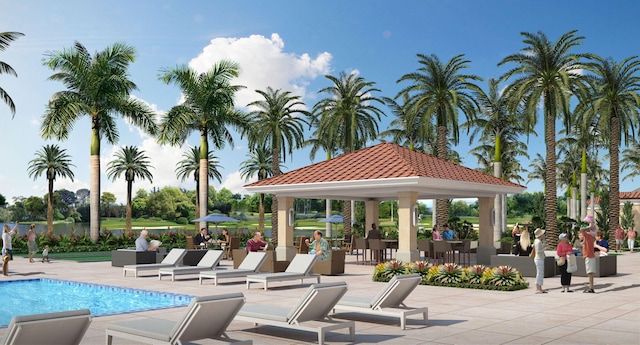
[8,272,47,276]
[599,283,640,293]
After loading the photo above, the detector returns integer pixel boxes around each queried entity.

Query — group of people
[533,214,619,294]
[614,225,636,253]
[2,222,51,276]
[431,224,457,241]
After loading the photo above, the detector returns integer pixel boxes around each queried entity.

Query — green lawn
[15,251,112,263]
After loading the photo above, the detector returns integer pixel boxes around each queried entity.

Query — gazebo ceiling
[245,142,526,201]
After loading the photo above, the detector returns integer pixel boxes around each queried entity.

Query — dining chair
[354,238,369,265]
[368,239,386,265]
[185,236,195,250]
[431,240,452,265]
[460,239,472,266]
[417,239,430,261]
[226,236,240,260]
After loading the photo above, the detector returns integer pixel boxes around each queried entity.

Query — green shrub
[175,217,188,225]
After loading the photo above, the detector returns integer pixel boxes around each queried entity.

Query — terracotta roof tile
[247,142,523,188]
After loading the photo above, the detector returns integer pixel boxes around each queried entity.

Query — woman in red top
[556,233,574,292]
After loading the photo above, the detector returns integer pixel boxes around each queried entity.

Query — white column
[365,200,380,237]
[276,196,295,261]
[325,199,332,237]
[396,191,419,262]
[477,196,497,265]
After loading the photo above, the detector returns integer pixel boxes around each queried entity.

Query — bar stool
[354,238,370,265]
[368,239,386,265]
[417,239,430,261]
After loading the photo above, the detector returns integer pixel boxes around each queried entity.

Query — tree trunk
[436,125,449,226]
[258,193,265,232]
[493,161,502,245]
[47,178,54,235]
[544,96,558,247]
[270,147,281,246]
[580,147,587,222]
[194,176,200,234]
[125,180,132,236]
[609,115,620,242]
[199,136,209,232]
[343,199,352,237]
[89,124,101,242]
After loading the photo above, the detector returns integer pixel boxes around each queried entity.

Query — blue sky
[1,0,639,205]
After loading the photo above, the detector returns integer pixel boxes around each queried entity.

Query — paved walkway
[1,251,639,344]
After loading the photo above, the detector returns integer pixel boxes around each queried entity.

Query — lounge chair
[1,309,91,345]
[235,282,354,345]
[245,254,320,291]
[158,250,224,281]
[123,248,187,277]
[333,273,428,330]
[105,293,251,345]
[199,251,267,286]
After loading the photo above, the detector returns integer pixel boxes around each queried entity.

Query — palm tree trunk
[199,136,209,232]
[271,147,281,246]
[90,125,101,242]
[125,180,132,236]
[609,115,620,242]
[343,200,352,237]
[47,178,54,235]
[194,176,200,234]
[436,125,449,226]
[258,193,265,232]
[544,96,558,247]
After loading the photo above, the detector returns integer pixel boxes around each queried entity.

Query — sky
[1,0,639,205]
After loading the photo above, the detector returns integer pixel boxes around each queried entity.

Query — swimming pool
[0,279,194,328]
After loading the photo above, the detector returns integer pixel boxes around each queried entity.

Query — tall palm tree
[585,56,640,237]
[175,146,222,231]
[106,146,154,235]
[158,61,247,231]
[311,71,385,235]
[27,144,75,235]
[246,87,309,244]
[0,31,24,118]
[380,94,426,151]
[397,53,482,226]
[527,153,547,189]
[621,144,640,182]
[499,30,590,243]
[41,42,157,241]
[240,145,275,232]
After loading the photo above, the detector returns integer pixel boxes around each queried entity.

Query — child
[42,245,50,263]
[2,253,9,276]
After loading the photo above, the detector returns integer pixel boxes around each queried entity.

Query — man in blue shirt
[135,230,159,251]
[442,225,456,240]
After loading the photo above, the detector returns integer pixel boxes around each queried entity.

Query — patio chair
[123,248,187,277]
[459,239,472,266]
[417,239,430,261]
[1,309,91,345]
[245,254,320,291]
[354,238,369,265]
[158,250,224,281]
[185,236,195,250]
[297,236,309,254]
[235,282,354,345]
[199,251,267,286]
[432,240,452,265]
[368,239,386,264]
[226,236,240,260]
[333,273,427,330]
[106,293,251,345]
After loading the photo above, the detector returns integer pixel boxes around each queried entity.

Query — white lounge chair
[245,254,320,291]
[235,282,354,345]
[158,250,224,281]
[1,309,91,345]
[123,248,187,277]
[105,293,251,345]
[333,273,428,330]
[199,252,267,286]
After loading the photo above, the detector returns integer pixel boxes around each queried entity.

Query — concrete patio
[1,251,639,344]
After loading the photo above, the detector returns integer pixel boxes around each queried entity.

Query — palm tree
[499,30,590,243]
[0,31,24,118]
[585,56,640,237]
[41,42,157,241]
[527,153,547,189]
[380,94,425,151]
[311,71,385,235]
[621,144,640,182]
[106,146,154,235]
[240,145,275,232]
[397,53,482,226]
[27,144,75,235]
[158,61,247,231]
[175,146,223,231]
[246,87,309,244]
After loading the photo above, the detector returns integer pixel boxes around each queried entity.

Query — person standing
[581,215,597,293]
[627,227,636,253]
[2,222,19,276]
[305,230,330,260]
[557,233,574,292]
[614,225,625,253]
[533,228,547,294]
[432,224,441,240]
[514,228,533,256]
[27,224,39,263]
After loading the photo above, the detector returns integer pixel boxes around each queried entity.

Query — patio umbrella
[317,215,345,237]
[192,213,239,231]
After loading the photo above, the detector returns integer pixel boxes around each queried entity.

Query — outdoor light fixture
[412,204,419,226]
[288,208,294,226]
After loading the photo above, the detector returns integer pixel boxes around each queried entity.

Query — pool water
[0,279,194,328]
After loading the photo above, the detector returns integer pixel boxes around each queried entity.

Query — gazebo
[244,142,526,263]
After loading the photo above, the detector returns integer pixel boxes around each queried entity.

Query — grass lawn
[14,251,112,263]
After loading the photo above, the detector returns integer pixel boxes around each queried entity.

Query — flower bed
[373,260,529,291]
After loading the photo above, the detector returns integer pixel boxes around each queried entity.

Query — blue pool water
[0,279,194,328]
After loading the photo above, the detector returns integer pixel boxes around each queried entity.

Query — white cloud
[30,118,40,126]
[30,177,89,197]
[218,170,256,195]
[188,33,332,109]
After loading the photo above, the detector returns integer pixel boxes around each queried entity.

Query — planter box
[111,250,157,267]
[572,255,617,277]
[490,255,556,277]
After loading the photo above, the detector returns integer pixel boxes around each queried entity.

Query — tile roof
[589,191,640,205]
[246,142,524,188]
